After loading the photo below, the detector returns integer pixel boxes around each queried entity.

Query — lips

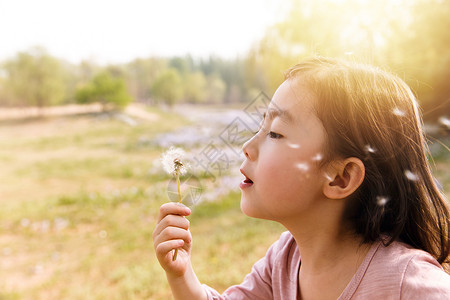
[239,169,254,189]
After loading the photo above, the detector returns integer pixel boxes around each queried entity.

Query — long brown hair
[285,57,450,270]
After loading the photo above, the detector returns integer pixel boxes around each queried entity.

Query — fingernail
[185,207,191,214]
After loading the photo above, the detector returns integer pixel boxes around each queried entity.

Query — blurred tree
[75,71,132,111]
[125,58,167,103]
[169,55,194,75]
[184,71,207,103]
[205,73,226,104]
[0,69,10,106]
[247,0,414,94]
[1,47,66,108]
[150,68,183,106]
[105,64,126,78]
[247,0,344,93]
[77,60,99,84]
[382,0,450,121]
[199,56,246,103]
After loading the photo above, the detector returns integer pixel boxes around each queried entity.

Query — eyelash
[253,127,283,139]
[253,118,283,139]
[268,131,283,139]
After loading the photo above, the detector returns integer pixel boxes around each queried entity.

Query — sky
[0,0,286,65]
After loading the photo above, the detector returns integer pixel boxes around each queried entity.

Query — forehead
[264,107,293,123]
[267,80,315,122]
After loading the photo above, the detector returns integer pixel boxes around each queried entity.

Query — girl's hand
[153,202,192,278]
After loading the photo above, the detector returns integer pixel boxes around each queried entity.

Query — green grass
[0,107,447,299]
[0,108,286,299]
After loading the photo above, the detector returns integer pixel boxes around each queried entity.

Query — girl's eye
[268,131,283,139]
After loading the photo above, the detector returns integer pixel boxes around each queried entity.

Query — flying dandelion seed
[295,162,309,172]
[20,218,30,228]
[32,264,44,275]
[324,173,333,181]
[376,196,389,206]
[51,252,60,261]
[311,153,323,161]
[41,220,50,233]
[2,248,12,256]
[392,107,406,117]
[364,145,376,153]
[54,218,69,232]
[404,170,419,181]
[99,230,108,239]
[287,143,301,149]
[438,116,450,129]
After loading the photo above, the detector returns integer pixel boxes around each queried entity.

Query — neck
[280,201,370,276]
[278,198,373,300]
[292,227,368,275]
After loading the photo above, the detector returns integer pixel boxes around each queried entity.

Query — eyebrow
[263,108,294,123]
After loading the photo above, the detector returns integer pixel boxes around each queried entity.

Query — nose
[242,134,258,160]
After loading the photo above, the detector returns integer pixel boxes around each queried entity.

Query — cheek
[259,154,322,195]
[258,157,298,193]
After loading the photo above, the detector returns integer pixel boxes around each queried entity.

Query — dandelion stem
[173,171,182,261]
[177,172,181,203]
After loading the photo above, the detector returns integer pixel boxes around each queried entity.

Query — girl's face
[239,80,328,223]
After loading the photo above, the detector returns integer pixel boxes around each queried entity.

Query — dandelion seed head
[161,147,188,175]
[364,145,376,153]
[404,170,419,181]
[392,107,406,117]
[376,196,389,206]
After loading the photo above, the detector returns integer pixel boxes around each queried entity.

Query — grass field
[0,106,447,299]
[0,106,285,299]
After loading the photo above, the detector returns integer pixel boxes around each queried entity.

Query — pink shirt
[203,232,450,299]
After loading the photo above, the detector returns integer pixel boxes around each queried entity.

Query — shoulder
[363,239,450,298]
[258,231,297,268]
[203,231,299,299]
[399,245,450,299]
[249,231,299,287]
[271,231,296,252]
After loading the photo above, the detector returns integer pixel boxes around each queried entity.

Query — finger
[153,226,192,249]
[155,239,185,260]
[153,214,190,238]
[157,202,191,223]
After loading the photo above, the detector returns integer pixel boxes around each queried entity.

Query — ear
[323,158,365,200]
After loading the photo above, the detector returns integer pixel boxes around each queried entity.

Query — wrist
[166,264,207,300]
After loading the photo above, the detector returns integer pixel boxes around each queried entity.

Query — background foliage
[0,0,448,121]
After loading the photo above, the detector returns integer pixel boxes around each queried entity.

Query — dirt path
[0,103,159,122]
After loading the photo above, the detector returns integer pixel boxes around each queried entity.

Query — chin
[240,195,255,217]
[240,195,265,219]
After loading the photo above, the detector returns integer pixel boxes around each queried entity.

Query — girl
[153,57,450,299]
